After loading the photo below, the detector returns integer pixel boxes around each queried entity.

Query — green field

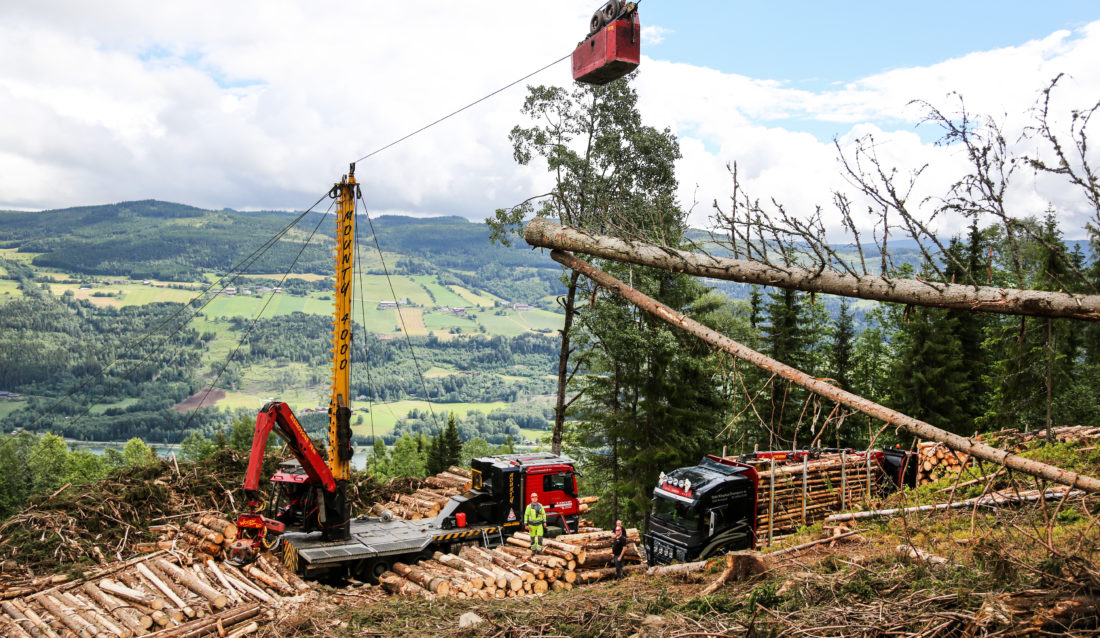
[450,285,501,307]
[200,293,333,318]
[87,397,141,414]
[0,248,40,263]
[0,279,21,300]
[412,275,469,307]
[0,399,28,419]
[350,400,517,438]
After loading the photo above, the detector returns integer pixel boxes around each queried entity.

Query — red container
[455,512,466,528]
[572,12,641,85]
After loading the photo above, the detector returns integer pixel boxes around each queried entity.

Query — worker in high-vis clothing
[524,492,546,551]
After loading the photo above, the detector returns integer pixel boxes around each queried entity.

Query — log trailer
[229,165,582,581]
[645,448,917,565]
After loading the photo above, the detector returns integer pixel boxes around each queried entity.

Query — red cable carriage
[572,1,640,85]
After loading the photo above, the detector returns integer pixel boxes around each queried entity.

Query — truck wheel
[363,558,392,585]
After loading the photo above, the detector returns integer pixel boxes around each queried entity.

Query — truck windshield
[652,496,700,532]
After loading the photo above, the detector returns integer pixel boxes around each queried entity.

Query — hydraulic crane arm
[243,401,337,495]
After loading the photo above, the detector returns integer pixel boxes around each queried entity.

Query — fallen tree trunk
[548,249,1100,494]
[825,488,1083,522]
[525,218,1100,322]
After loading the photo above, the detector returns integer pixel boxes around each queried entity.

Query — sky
[1,1,1098,238]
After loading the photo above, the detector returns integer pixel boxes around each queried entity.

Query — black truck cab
[646,455,758,565]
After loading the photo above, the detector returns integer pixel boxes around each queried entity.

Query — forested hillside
[0,203,570,449]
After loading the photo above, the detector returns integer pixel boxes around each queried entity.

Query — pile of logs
[137,515,239,561]
[750,453,879,543]
[376,527,645,600]
[368,467,472,520]
[0,550,309,638]
[917,442,971,486]
[984,425,1100,449]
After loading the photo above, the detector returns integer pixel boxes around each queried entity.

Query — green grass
[201,293,333,318]
[0,279,22,300]
[422,310,476,332]
[87,397,141,415]
[476,313,533,337]
[511,308,563,331]
[0,399,28,419]
[357,274,433,306]
[412,276,468,307]
[450,284,502,307]
[0,248,39,263]
[350,400,516,438]
[519,428,551,447]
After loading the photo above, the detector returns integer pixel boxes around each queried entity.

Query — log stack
[136,514,239,560]
[749,453,880,543]
[916,442,971,486]
[369,467,471,521]
[374,528,646,600]
[0,550,308,637]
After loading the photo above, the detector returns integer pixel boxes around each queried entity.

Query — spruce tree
[889,305,969,434]
[762,285,811,441]
[442,413,462,468]
[425,434,445,476]
[830,299,854,390]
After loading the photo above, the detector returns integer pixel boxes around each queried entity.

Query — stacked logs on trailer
[916,442,971,486]
[137,515,239,560]
[368,467,472,520]
[375,527,645,600]
[0,550,310,638]
[748,453,881,544]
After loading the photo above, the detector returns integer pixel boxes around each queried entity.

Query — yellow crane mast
[328,162,357,537]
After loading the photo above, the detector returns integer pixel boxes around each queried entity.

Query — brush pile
[0,550,310,637]
[0,451,260,573]
[916,441,971,485]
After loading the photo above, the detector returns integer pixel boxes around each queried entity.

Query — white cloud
[633,21,1100,237]
[0,2,1097,243]
[641,25,671,45]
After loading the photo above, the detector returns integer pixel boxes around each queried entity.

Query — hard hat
[530,492,537,497]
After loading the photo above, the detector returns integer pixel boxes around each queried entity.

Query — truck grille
[649,537,686,563]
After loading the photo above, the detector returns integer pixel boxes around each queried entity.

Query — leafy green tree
[0,432,37,516]
[64,450,109,484]
[30,433,70,494]
[122,437,155,467]
[180,431,216,462]
[228,417,255,453]
[490,74,682,455]
[368,438,393,480]
[389,434,426,478]
[460,437,493,464]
